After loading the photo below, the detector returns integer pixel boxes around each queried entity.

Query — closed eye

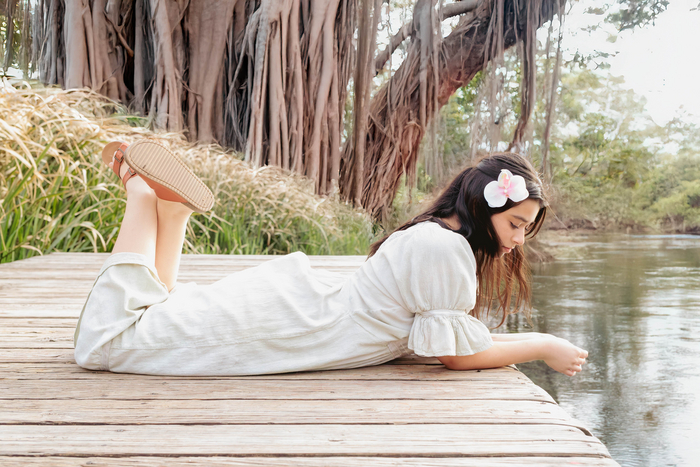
[511,221,534,231]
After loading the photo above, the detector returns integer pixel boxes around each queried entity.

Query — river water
[505,234,700,467]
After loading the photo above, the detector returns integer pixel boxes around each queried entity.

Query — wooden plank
[0,424,609,456]
[0,253,364,274]
[0,255,365,271]
[0,298,85,304]
[0,457,622,467]
[6,252,366,263]
[0,398,585,429]
[0,290,91,298]
[0,318,77,327]
[0,379,554,402]
[0,270,356,281]
[0,328,491,370]
[0,305,83,319]
[0,272,99,281]
[0,329,75,348]
[1,328,76,338]
[0,348,442,365]
[0,328,449,368]
[0,349,76,363]
[0,363,523,381]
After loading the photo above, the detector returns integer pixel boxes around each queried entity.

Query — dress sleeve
[377,223,493,357]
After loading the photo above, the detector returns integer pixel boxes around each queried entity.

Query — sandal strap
[111,143,138,186]
[121,167,138,186]
[111,143,130,178]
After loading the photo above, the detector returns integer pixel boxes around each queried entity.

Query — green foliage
[0,85,374,264]
[0,4,28,75]
[606,0,670,31]
[409,47,700,234]
[542,66,700,232]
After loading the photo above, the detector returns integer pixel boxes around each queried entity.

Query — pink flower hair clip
[483,169,529,208]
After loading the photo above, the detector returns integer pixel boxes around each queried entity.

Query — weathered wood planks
[0,253,619,466]
[0,398,581,427]
[0,457,621,466]
[1,424,609,456]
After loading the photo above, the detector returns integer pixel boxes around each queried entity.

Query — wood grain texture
[0,379,554,402]
[0,318,77,327]
[0,348,442,365]
[0,424,608,456]
[0,457,622,467]
[0,362,520,380]
[0,398,588,430]
[0,253,618,466]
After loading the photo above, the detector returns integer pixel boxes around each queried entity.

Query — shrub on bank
[549,154,700,233]
[0,84,374,263]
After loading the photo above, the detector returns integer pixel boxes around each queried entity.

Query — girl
[74,140,587,377]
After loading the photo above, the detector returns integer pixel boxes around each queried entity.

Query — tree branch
[104,13,135,58]
[374,0,480,75]
[441,0,480,19]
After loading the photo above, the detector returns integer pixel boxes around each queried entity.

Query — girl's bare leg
[155,199,193,291]
[110,161,158,264]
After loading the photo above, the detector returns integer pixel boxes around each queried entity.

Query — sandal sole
[124,140,215,213]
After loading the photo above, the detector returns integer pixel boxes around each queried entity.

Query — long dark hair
[368,153,548,326]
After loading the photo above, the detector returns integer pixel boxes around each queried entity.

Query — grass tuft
[0,82,374,263]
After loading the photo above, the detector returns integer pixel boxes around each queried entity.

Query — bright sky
[564,0,700,126]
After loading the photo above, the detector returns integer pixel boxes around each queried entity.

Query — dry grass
[0,81,374,263]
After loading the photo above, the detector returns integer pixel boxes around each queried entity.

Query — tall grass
[0,83,374,263]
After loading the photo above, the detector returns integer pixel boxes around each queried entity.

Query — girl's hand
[543,337,588,377]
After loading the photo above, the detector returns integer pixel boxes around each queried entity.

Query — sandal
[102,141,138,186]
[101,140,215,214]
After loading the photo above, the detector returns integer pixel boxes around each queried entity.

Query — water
[505,234,700,467]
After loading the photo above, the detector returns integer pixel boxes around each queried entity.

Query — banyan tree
[4,0,566,219]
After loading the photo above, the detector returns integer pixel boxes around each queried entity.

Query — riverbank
[528,224,700,265]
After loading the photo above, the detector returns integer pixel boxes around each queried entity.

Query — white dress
[74,221,494,376]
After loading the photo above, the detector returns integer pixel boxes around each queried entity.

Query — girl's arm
[490,332,549,341]
[437,335,588,377]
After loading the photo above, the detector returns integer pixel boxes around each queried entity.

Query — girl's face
[491,199,541,256]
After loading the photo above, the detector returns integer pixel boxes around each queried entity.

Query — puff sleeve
[376,222,493,357]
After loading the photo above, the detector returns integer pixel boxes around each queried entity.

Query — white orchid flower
[483,169,529,208]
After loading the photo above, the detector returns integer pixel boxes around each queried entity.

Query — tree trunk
[22,0,563,218]
[234,0,354,194]
[541,12,564,183]
[3,0,17,71]
[345,0,564,220]
[344,0,381,204]
[185,0,238,143]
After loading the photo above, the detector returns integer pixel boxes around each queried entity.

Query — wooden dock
[0,253,619,466]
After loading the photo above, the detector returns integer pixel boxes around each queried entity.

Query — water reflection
[507,235,700,467]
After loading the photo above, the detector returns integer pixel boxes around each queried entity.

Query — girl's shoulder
[381,221,474,259]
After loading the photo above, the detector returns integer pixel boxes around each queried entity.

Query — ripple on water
[512,234,700,466]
